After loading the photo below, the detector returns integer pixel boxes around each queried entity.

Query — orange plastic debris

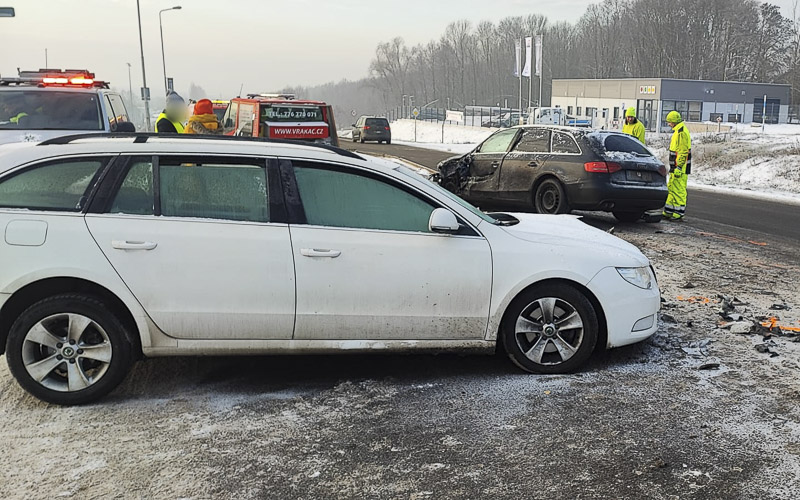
[677,296,713,304]
[761,317,800,332]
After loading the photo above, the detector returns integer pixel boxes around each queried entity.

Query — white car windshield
[394,165,499,224]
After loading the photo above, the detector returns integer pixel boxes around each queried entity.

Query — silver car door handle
[300,248,341,258]
[111,240,158,251]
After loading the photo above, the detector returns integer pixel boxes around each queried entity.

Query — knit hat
[166,91,185,105]
[666,110,682,124]
[194,99,213,116]
[625,107,636,118]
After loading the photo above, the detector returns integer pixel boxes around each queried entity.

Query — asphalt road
[341,139,800,249]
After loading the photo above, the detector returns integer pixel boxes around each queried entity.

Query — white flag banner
[522,36,532,77]
[513,39,521,77]
[534,34,543,76]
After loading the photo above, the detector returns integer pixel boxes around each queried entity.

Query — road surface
[341,139,800,251]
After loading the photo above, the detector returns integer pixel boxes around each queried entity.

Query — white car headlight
[616,266,652,289]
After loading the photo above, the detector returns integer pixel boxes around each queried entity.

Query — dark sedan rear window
[365,118,389,127]
[591,133,651,156]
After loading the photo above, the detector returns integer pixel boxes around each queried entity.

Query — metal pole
[159,10,167,95]
[45,48,48,68]
[538,34,543,112]
[518,38,523,126]
[136,0,152,131]
[126,62,134,125]
[159,6,182,96]
[762,94,767,132]
[528,73,532,120]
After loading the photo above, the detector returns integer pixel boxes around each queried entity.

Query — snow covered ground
[650,123,800,198]
[393,141,475,155]
[387,119,497,145]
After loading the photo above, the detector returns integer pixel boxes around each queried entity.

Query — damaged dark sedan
[436,125,668,222]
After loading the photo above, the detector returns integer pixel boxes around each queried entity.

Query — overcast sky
[1,0,798,99]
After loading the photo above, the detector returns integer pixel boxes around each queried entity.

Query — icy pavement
[1,216,799,499]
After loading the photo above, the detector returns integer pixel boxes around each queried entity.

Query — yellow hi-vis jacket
[669,122,692,175]
[622,118,646,144]
[155,111,184,134]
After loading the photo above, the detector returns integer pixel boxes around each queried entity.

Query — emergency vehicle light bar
[0,69,107,88]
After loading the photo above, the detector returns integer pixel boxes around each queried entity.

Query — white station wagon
[0,134,661,405]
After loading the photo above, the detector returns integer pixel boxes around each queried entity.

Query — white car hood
[501,213,650,267]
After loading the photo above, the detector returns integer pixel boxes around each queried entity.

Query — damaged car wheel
[502,284,598,374]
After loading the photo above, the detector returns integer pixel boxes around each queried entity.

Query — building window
[661,100,703,126]
[727,113,742,123]
[688,101,702,122]
[567,106,573,115]
[576,106,582,116]
[613,107,620,120]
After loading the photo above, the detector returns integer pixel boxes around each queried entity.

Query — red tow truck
[221,93,339,147]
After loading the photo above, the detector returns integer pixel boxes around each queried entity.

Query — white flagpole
[527,37,533,118]
[518,38,523,125]
[538,34,544,112]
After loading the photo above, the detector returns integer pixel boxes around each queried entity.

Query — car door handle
[491,162,500,169]
[527,161,539,167]
[300,248,341,258]
[111,240,158,251]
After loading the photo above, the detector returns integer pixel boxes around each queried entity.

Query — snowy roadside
[393,140,475,155]
[649,123,800,198]
[388,119,496,145]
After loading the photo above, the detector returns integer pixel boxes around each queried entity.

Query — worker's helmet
[625,107,636,118]
[666,110,682,124]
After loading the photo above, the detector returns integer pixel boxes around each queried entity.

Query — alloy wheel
[514,297,585,365]
[21,313,113,392]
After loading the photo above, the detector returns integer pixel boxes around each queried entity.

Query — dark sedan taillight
[385,126,390,130]
[658,165,668,177]
[364,126,371,130]
[584,161,622,173]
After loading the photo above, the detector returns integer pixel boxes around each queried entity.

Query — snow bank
[389,119,497,145]
[649,125,800,198]
[690,154,800,199]
[393,140,476,155]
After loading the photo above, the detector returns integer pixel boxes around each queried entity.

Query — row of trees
[292,0,800,118]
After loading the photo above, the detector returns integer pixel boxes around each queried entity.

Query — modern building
[551,78,791,132]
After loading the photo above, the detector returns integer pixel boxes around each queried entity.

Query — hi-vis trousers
[663,170,687,219]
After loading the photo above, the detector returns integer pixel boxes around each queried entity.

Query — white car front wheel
[502,284,598,374]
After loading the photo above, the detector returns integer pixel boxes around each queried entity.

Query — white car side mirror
[429,208,460,234]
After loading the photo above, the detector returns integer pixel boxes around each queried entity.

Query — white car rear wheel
[6,294,134,405]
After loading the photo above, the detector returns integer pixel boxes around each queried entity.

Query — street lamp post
[135,0,152,131]
[126,62,134,125]
[159,6,182,96]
